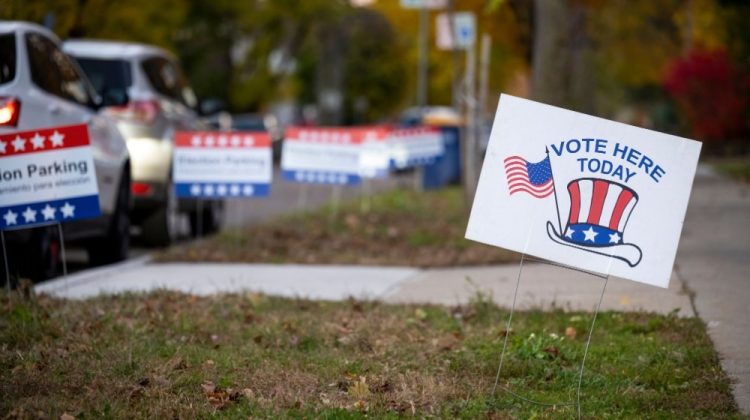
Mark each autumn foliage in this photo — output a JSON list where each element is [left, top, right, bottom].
[[663, 49, 750, 143]]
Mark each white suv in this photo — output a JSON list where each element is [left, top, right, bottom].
[[64, 39, 221, 246], [0, 21, 131, 280]]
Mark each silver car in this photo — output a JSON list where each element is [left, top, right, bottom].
[[0, 21, 131, 280], [63, 39, 222, 246]]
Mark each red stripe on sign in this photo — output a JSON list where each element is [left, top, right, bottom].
[[609, 189, 635, 231], [174, 131, 271, 148], [284, 126, 383, 144], [587, 180, 609, 225], [0, 124, 90, 157], [568, 181, 581, 224]]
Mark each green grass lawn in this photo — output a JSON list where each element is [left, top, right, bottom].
[[156, 187, 519, 267], [713, 160, 750, 183], [1, 291, 741, 418]]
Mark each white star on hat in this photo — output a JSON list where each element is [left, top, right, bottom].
[[3, 209, 18, 226], [0, 139, 7, 154], [41, 204, 56, 220], [583, 226, 598, 242], [22, 207, 37, 222], [50, 131, 65, 147], [608, 232, 622, 244], [565, 228, 575, 239], [60, 202, 76, 218], [30, 133, 46, 149], [12, 135, 25, 152]]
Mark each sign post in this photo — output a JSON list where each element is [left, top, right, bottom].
[[401, 0, 448, 109]]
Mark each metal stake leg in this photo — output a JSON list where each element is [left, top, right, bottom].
[[1, 231, 9, 294]]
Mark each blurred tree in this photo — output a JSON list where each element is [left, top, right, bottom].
[[0, 0, 188, 49], [664, 49, 749, 145], [342, 7, 408, 123]]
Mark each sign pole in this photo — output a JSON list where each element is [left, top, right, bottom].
[[298, 183, 309, 211], [56, 223, 68, 277], [1, 230, 9, 294], [330, 184, 342, 224], [197, 199, 203, 238], [417, 4, 429, 109]]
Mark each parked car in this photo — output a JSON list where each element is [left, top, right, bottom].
[[0, 21, 131, 280], [63, 39, 221, 246]]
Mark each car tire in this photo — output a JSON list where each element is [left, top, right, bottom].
[[10, 226, 61, 283], [87, 171, 130, 265], [189, 201, 223, 237], [141, 183, 180, 247]]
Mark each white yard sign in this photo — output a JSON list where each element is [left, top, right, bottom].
[[281, 127, 366, 185], [172, 131, 272, 198], [466, 95, 702, 288], [0, 124, 100, 230]]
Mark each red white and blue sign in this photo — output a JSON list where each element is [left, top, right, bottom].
[[281, 127, 367, 186], [467, 95, 702, 288], [172, 131, 272, 198], [358, 127, 391, 179], [0, 124, 101, 230], [389, 127, 444, 169]]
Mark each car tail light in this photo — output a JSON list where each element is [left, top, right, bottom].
[[0, 97, 20, 127], [131, 182, 154, 196], [108, 99, 160, 123]]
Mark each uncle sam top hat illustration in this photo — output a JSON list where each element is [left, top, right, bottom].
[[546, 178, 643, 267]]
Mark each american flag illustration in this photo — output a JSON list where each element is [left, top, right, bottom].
[[504, 155, 554, 198]]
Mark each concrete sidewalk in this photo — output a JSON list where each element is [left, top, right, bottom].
[[35, 258, 693, 315]]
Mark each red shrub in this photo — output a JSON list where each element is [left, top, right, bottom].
[[663, 49, 749, 142]]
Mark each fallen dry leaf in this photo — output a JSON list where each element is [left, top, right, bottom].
[[241, 388, 255, 399], [60, 414, 75, 420], [565, 326, 578, 339]]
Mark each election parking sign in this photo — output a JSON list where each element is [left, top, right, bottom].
[[466, 95, 702, 288], [389, 126, 444, 169], [172, 131, 272, 199], [281, 127, 365, 186], [358, 127, 391, 179], [1, 124, 101, 230]]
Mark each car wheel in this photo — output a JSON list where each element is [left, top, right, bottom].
[[12, 226, 60, 283], [88, 172, 130, 265], [141, 183, 180, 247], [189, 200, 223, 237]]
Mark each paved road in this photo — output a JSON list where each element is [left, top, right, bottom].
[[675, 167, 750, 413]]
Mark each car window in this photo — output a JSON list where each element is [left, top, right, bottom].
[[25, 32, 94, 107], [75, 57, 132, 97], [0, 33, 16, 85], [141, 56, 197, 109]]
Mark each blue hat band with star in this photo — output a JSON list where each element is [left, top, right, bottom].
[[562, 223, 624, 248]]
